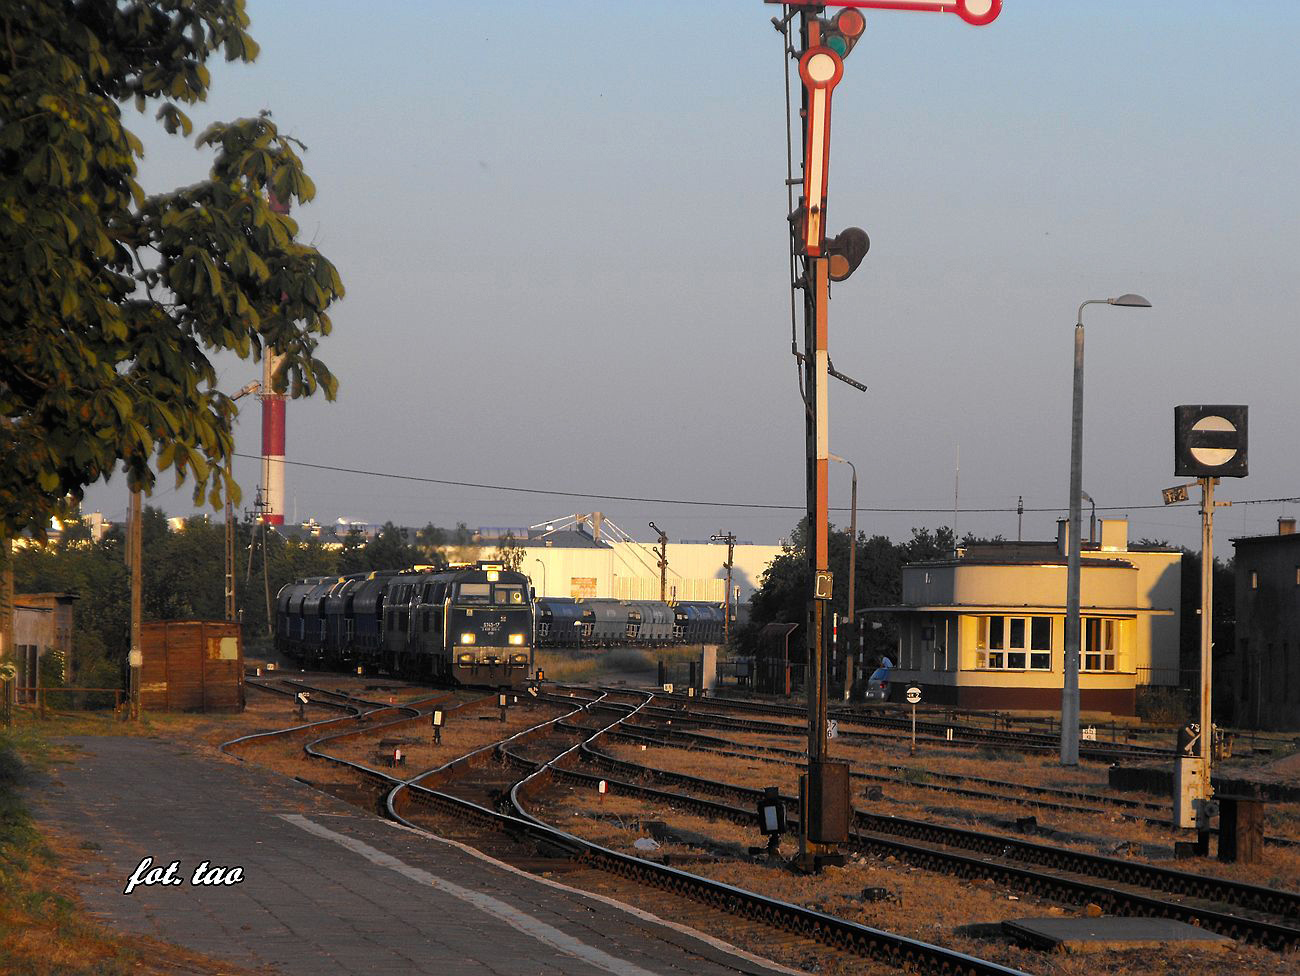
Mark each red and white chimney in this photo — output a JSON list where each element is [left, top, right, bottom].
[[259, 352, 286, 527], [258, 192, 291, 526]]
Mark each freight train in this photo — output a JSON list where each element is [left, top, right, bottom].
[[275, 563, 535, 687], [274, 562, 730, 687], [533, 597, 726, 647]]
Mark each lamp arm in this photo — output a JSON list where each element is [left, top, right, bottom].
[[1076, 298, 1108, 326]]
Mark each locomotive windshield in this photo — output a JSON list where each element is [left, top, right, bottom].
[[455, 583, 490, 604], [493, 584, 526, 605], [453, 582, 527, 606]]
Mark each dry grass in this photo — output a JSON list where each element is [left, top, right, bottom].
[[0, 730, 266, 976]]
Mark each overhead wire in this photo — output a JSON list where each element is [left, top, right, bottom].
[[229, 452, 1299, 517]]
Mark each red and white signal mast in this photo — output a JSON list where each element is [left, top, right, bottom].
[[766, 0, 999, 869]]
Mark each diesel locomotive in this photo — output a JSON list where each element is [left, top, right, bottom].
[[275, 562, 535, 687]]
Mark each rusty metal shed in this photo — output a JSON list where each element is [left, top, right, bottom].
[[140, 620, 244, 712]]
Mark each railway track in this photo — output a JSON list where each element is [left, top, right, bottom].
[[223, 679, 1300, 966], [225, 683, 1035, 975], [599, 715, 1300, 850], [565, 725, 1300, 947], [658, 694, 1172, 762]]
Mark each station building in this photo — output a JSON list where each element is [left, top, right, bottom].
[[862, 519, 1180, 716], [1230, 518, 1300, 730]]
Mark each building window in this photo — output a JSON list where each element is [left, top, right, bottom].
[[975, 615, 1052, 670], [1083, 617, 1120, 672], [1030, 616, 1052, 670]]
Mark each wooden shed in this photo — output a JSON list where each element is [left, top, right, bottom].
[[140, 620, 244, 712]]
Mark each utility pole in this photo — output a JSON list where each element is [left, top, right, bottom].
[[711, 532, 737, 645], [225, 381, 260, 622], [127, 487, 142, 719], [649, 522, 668, 602], [246, 487, 276, 637], [1017, 495, 1023, 542], [0, 540, 12, 671]]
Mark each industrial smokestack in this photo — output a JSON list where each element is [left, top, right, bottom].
[[258, 192, 290, 527]]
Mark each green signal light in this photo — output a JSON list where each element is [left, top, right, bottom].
[[826, 36, 848, 57]]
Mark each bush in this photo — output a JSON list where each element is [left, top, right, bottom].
[[1136, 685, 1192, 725], [71, 654, 122, 710]]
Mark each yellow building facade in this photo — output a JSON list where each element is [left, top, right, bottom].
[[866, 520, 1180, 716]]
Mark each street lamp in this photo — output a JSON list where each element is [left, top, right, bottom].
[[532, 558, 547, 599], [828, 453, 857, 700], [1061, 293, 1150, 766]]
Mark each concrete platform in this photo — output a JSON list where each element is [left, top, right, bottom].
[[32, 736, 804, 976], [1003, 916, 1235, 953]]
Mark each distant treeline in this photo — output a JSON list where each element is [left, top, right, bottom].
[[11, 509, 516, 689]]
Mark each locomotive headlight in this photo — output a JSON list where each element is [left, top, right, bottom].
[[456, 652, 474, 665], [509, 634, 525, 646], [510, 653, 529, 664], [459, 633, 476, 645]]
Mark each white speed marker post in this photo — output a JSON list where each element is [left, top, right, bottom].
[[906, 685, 922, 755]]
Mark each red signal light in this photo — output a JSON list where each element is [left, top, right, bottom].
[[835, 9, 866, 40]]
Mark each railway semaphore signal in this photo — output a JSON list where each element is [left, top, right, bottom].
[[767, 0, 999, 871], [769, 0, 1002, 28]]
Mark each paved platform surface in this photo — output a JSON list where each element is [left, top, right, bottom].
[[32, 736, 801, 976], [1003, 916, 1235, 952]]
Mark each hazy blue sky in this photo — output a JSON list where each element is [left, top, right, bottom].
[[82, 1, 1300, 551]]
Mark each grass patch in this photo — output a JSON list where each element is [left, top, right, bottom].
[[0, 729, 259, 975], [974, 746, 1024, 764]]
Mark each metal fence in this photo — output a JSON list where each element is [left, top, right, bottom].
[[8, 685, 125, 721]]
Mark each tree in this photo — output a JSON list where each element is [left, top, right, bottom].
[[741, 521, 961, 662], [362, 523, 418, 573], [0, 1, 343, 542], [495, 531, 524, 573]]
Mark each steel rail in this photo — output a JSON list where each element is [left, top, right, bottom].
[[594, 720, 1298, 850], [683, 695, 1172, 760], [382, 694, 1032, 976], [569, 734, 1300, 938]]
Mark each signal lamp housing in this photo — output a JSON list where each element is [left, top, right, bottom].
[[826, 227, 870, 281], [819, 8, 866, 58]]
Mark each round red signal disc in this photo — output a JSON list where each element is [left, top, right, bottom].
[[836, 8, 866, 39]]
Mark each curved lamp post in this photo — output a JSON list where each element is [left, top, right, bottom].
[[1061, 293, 1150, 765], [532, 558, 547, 599]]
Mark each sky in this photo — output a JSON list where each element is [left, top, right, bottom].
[[81, 1, 1300, 552]]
